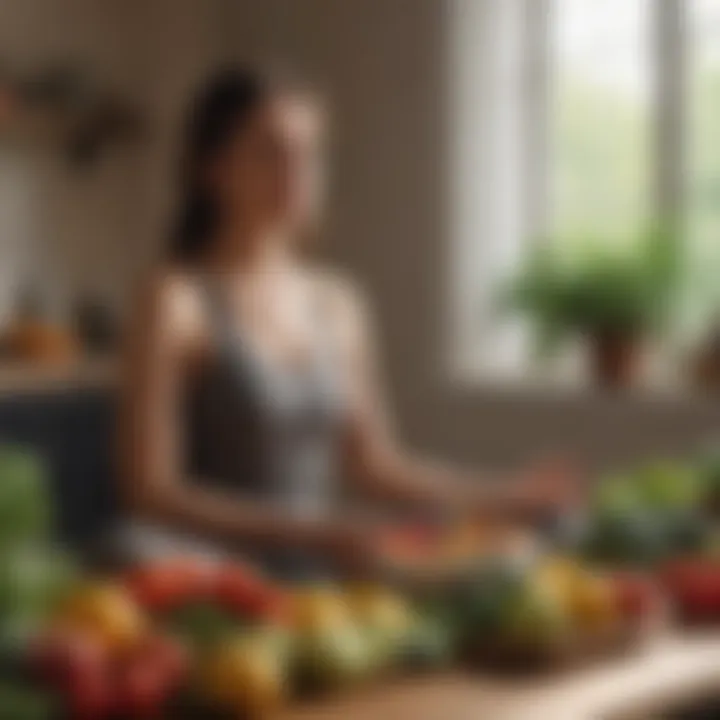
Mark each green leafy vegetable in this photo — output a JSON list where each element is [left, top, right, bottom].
[[164, 601, 249, 650], [0, 681, 58, 720], [0, 446, 52, 549], [502, 224, 679, 355]]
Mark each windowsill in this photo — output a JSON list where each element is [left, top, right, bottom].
[[449, 358, 720, 412]]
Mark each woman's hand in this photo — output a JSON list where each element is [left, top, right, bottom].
[[307, 519, 384, 576], [507, 457, 584, 520], [469, 458, 584, 522]]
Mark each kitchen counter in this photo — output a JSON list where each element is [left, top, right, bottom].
[[280, 632, 720, 720]]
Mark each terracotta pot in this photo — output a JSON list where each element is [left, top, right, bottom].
[[588, 332, 643, 389]]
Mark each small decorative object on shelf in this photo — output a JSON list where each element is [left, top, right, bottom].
[[0, 286, 80, 366], [73, 296, 119, 355], [0, 61, 143, 166]]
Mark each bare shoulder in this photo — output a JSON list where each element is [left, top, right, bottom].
[[309, 266, 372, 329], [306, 266, 377, 365], [131, 265, 205, 341]]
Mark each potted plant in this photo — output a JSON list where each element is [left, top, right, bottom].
[[503, 226, 678, 389]]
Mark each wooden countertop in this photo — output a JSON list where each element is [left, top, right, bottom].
[[280, 632, 720, 720]]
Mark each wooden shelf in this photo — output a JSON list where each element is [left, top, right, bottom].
[[0, 357, 116, 396]]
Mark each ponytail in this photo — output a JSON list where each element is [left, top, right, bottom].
[[170, 66, 269, 261]]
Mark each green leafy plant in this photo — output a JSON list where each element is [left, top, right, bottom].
[[503, 225, 679, 355]]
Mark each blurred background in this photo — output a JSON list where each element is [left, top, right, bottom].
[[2, 0, 720, 485]]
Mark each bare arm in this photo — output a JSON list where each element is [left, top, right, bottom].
[[336, 280, 579, 520], [118, 272, 371, 564]]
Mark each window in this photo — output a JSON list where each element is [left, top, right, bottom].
[[688, 0, 720, 333], [450, 0, 720, 382], [551, 0, 652, 245]]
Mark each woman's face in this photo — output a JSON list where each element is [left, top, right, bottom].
[[212, 94, 326, 236]]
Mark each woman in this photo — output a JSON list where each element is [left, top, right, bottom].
[[118, 66, 576, 578]]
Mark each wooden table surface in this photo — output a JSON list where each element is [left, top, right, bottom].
[[280, 632, 720, 720]]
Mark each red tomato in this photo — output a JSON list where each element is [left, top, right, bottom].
[[125, 557, 217, 611], [214, 564, 264, 607], [684, 575, 720, 614], [134, 634, 190, 687], [66, 663, 115, 720], [31, 629, 109, 687], [660, 557, 700, 587], [245, 587, 290, 625], [31, 630, 115, 719], [660, 558, 720, 618], [214, 563, 288, 623], [115, 658, 172, 719], [381, 526, 435, 557], [611, 572, 658, 619]]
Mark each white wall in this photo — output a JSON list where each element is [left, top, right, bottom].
[[219, 0, 720, 473], [0, 0, 229, 319]]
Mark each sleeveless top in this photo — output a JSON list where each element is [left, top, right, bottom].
[[116, 275, 348, 580]]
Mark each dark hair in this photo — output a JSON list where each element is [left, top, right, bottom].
[[170, 65, 309, 261]]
